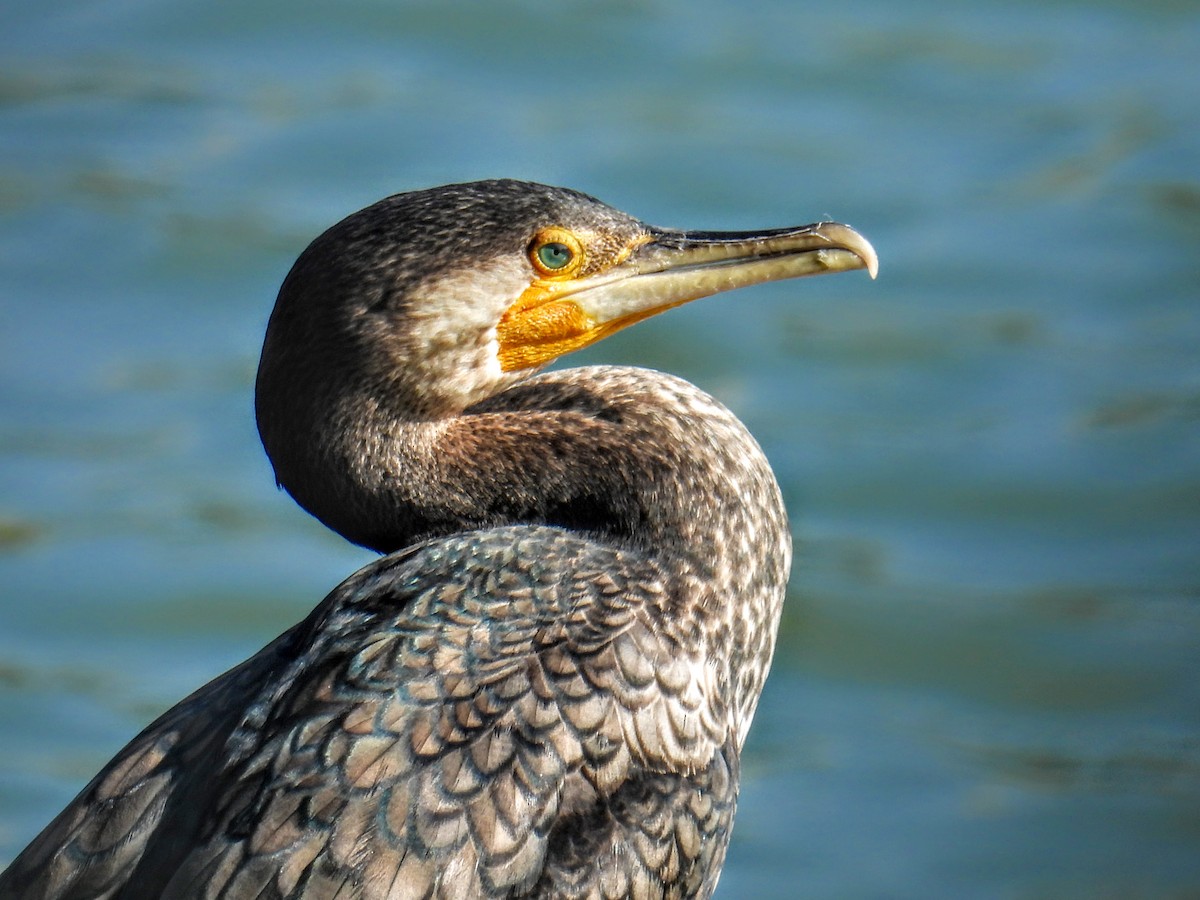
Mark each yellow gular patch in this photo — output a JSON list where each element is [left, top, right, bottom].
[[496, 287, 594, 372]]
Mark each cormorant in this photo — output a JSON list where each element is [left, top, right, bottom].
[[0, 179, 876, 899]]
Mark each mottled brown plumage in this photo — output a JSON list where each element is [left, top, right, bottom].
[[0, 180, 875, 899]]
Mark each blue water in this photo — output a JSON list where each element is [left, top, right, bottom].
[[1, 1, 1198, 896]]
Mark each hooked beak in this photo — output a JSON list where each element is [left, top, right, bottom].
[[496, 222, 878, 372]]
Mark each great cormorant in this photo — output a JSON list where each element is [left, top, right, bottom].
[[0, 179, 876, 899]]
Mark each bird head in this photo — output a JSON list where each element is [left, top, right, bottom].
[[258, 179, 876, 421]]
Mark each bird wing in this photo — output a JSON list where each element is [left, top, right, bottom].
[[0, 626, 297, 899], [1, 526, 736, 899]]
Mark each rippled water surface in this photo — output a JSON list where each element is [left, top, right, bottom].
[[1, 1, 1198, 896]]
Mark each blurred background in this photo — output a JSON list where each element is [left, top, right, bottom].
[[1, 0, 1197, 896]]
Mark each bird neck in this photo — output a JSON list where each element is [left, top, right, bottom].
[[269, 364, 791, 743]]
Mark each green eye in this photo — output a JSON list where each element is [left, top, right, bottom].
[[536, 242, 573, 270]]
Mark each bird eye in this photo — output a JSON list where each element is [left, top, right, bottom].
[[529, 228, 585, 276], [536, 242, 573, 270]]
